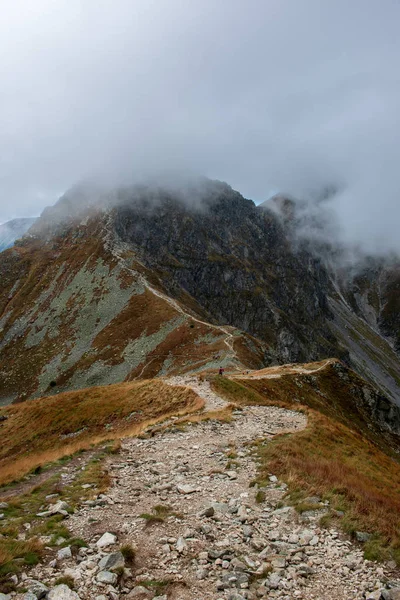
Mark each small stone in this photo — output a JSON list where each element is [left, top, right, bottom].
[[231, 558, 247, 571], [0, 594, 11, 600], [355, 531, 372, 543], [0, 502, 9, 509], [176, 537, 187, 553], [242, 525, 253, 538], [196, 568, 208, 580], [271, 556, 286, 569], [57, 546, 72, 561], [268, 530, 280, 541], [177, 484, 197, 494], [96, 570, 118, 584], [382, 589, 400, 600], [296, 563, 314, 577], [98, 551, 125, 571], [200, 506, 215, 517], [365, 592, 382, 600], [26, 580, 49, 599], [96, 532, 117, 548], [49, 500, 70, 516], [267, 573, 281, 589], [269, 475, 278, 483]]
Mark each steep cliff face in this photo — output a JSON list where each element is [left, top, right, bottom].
[[339, 258, 400, 354], [113, 182, 338, 364]]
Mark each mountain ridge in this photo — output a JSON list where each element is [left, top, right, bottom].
[[0, 179, 399, 407]]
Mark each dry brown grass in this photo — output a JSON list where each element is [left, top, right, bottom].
[[0, 379, 202, 486]]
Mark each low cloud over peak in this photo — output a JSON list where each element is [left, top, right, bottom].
[[0, 0, 399, 255]]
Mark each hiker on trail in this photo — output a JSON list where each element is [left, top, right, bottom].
[[219, 367, 224, 376]]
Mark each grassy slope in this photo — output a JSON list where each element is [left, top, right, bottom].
[[212, 365, 400, 562], [0, 379, 201, 486]]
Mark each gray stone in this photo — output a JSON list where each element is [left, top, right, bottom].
[[242, 525, 253, 538], [96, 570, 118, 584], [57, 546, 72, 560], [0, 594, 11, 600], [0, 502, 9, 509], [177, 483, 197, 494], [382, 589, 400, 600], [365, 592, 382, 600], [267, 573, 281, 589], [212, 502, 230, 514], [47, 585, 80, 600], [355, 531, 372, 543], [176, 537, 187, 553], [296, 563, 314, 577], [200, 505, 215, 517], [98, 551, 125, 572], [49, 501, 70, 516], [26, 580, 49, 599], [23, 593, 37, 600], [303, 496, 321, 504], [96, 532, 117, 548], [231, 558, 247, 571]]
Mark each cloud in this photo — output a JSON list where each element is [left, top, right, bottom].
[[0, 0, 399, 254]]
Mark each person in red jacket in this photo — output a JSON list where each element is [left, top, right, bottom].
[[218, 367, 224, 376]]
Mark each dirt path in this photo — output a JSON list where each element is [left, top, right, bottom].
[[165, 375, 228, 412], [29, 377, 400, 600], [232, 358, 336, 380]]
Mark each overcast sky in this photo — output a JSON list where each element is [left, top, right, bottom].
[[0, 0, 399, 253]]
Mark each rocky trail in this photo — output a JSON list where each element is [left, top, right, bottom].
[[20, 378, 400, 600]]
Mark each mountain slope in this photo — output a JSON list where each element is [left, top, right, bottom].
[[0, 180, 399, 406]]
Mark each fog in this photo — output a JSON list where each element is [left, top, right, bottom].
[[0, 0, 399, 255]]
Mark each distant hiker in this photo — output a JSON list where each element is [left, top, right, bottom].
[[219, 367, 224, 376]]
